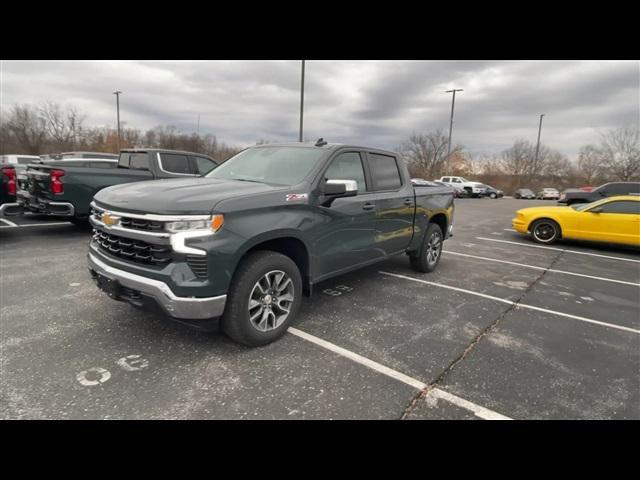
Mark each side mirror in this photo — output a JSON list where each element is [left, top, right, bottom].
[[322, 179, 358, 197], [320, 179, 358, 207], [590, 207, 603, 213]]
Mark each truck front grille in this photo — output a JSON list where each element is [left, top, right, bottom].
[[92, 228, 172, 266], [91, 206, 165, 232]]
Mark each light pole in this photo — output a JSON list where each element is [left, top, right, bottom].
[[299, 60, 305, 142], [445, 88, 463, 157], [113, 90, 122, 151], [534, 114, 545, 165]]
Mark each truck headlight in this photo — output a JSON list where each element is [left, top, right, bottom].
[[165, 214, 224, 233]]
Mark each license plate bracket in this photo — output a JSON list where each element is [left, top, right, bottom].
[[95, 273, 121, 299]]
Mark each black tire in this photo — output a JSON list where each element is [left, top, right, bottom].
[[221, 250, 302, 347], [410, 223, 444, 273], [530, 218, 561, 244]]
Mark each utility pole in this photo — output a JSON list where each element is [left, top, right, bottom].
[[299, 60, 305, 142], [197, 114, 200, 136], [113, 90, 122, 152], [534, 114, 545, 165], [445, 88, 464, 157]]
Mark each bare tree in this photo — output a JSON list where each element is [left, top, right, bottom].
[[4, 104, 48, 154], [400, 130, 460, 179], [577, 145, 604, 185], [598, 126, 640, 181], [39, 101, 85, 150]]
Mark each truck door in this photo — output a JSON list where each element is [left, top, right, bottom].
[[364, 152, 415, 255], [313, 151, 380, 278]]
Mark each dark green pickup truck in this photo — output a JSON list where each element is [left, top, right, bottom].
[[88, 141, 455, 346], [3, 149, 218, 223]]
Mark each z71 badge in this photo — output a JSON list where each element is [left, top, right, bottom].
[[285, 193, 308, 202]]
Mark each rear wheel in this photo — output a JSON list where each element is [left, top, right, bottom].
[[410, 223, 444, 273], [221, 251, 302, 347], [530, 219, 561, 244]]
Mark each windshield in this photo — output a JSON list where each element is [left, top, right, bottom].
[[207, 146, 325, 186], [521, 189, 533, 194], [571, 200, 600, 212]]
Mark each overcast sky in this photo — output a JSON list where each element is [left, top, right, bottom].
[[1, 60, 638, 159]]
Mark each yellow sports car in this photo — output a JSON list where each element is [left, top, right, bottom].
[[512, 195, 640, 246]]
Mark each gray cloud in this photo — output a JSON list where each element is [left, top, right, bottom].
[[1, 60, 637, 158]]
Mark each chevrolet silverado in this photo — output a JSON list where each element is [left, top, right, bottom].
[[88, 141, 455, 346]]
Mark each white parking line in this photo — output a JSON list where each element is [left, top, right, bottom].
[[0, 221, 72, 228], [288, 327, 511, 420], [476, 237, 640, 264], [444, 250, 640, 287], [0, 218, 18, 226], [379, 271, 640, 335]]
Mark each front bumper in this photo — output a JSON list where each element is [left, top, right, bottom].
[[87, 251, 227, 320], [511, 218, 528, 233]]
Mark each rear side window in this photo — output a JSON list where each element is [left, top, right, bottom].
[[160, 153, 192, 174], [598, 201, 640, 214], [603, 183, 640, 195], [130, 154, 149, 170], [368, 153, 402, 191], [190, 156, 217, 175], [324, 152, 367, 192]]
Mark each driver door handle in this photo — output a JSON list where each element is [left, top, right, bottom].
[[404, 199, 413, 206], [362, 202, 376, 211]]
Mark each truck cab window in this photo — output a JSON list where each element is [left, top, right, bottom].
[[130, 154, 150, 170], [368, 153, 402, 191], [160, 154, 192, 174], [324, 152, 367, 192]]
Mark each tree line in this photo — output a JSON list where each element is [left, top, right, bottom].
[[1, 102, 638, 194], [400, 127, 639, 194], [0, 103, 242, 161]]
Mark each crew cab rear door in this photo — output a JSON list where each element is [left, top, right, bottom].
[[363, 151, 415, 255]]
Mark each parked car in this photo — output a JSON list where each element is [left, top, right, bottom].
[[557, 182, 640, 205], [3, 149, 218, 223], [537, 188, 560, 200], [480, 184, 503, 199], [88, 141, 455, 346], [1, 154, 41, 166], [514, 188, 536, 199], [512, 195, 640, 246], [437, 176, 487, 197]]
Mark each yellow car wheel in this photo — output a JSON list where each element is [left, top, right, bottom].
[[530, 218, 561, 244]]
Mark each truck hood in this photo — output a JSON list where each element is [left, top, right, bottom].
[[94, 177, 284, 215]]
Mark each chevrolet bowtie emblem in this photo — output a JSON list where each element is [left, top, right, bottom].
[[101, 213, 121, 226]]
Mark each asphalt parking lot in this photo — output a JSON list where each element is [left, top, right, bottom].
[[1, 198, 639, 419]]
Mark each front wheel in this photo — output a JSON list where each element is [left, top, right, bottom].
[[221, 251, 302, 347], [530, 219, 561, 244], [489, 192, 497, 199], [410, 223, 444, 273]]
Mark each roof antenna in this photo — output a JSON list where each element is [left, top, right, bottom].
[[315, 138, 327, 147]]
